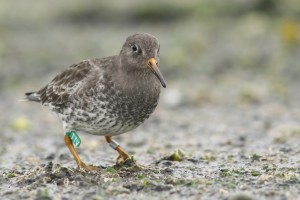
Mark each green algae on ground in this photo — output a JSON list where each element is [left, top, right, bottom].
[[162, 149, 186, 162], [7, 173, 15, 178], [104, 167, 118, 174], [251, 170, 262, 176], [250, 153, 262, 162], [36, 188, 52, 200]]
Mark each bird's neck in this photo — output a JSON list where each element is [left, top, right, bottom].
[[114, 68, 159, 93], [113, 56, 161, 92]]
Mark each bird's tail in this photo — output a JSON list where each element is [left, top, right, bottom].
[[22, 92, 41, 102]]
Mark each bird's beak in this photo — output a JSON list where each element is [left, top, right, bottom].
[[146, 58, 167, 88]]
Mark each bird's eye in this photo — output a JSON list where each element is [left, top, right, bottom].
[[132, 44, 139, 52]]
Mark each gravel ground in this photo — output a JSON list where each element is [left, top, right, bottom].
[[1, 98, 300, 200], [1, 1, 300, 199]]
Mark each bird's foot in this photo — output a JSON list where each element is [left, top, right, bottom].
[[77, 162, 98, 172], [114, 156, 144, 171], [116, 154, 130, 165], [115, 155, 143, 168]]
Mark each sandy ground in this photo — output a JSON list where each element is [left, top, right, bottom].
[[1, 86, 300, 200]]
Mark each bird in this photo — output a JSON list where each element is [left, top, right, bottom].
[[25, 33, 166, 171]]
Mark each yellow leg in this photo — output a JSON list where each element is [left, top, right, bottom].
[[105, 136, 129, 163], [64, 135, 96, 171]]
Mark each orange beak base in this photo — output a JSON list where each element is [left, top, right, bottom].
[[147, 58, 166, 88]]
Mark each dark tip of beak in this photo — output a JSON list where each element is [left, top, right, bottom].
[[147, 58, 166, 88], [156, 70, 167, 88]]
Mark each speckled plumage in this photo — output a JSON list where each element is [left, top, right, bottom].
[[26, 33, 166, 137]]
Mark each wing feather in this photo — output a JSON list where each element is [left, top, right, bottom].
[[37, 60, 97, 107]]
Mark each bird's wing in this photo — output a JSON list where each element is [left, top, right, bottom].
[[38, 59, 99, 107]]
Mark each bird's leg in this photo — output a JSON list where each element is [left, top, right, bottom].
[[105, 136, 130, 163], [64, 135, 96, 171]]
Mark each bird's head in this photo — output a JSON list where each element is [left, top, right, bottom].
[[119, 33, 166, 88]]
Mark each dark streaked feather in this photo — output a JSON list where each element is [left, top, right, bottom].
[[36, 60, 96, 106], [24, 92, 41, 102]]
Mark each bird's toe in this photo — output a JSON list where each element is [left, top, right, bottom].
[[78, 162, 98, 172]]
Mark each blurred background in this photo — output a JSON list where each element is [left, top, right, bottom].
[[1, 0, 300, 167], [1, 0, 300, 105]]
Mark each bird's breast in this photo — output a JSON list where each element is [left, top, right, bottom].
[[61, 72, 161, 135], [113, 84, 160, 125]]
